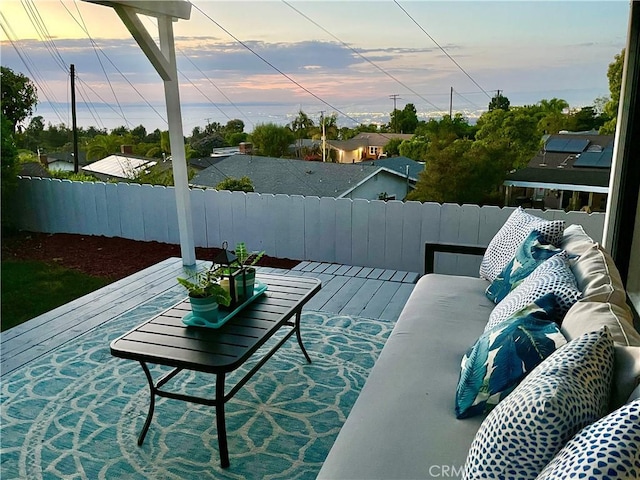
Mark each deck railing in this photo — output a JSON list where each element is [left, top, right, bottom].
[[15, 177, 605, 275]]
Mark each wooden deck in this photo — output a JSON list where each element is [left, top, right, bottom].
[[1, 258, 419, 378]]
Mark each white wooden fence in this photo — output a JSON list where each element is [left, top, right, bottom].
[[15, 177, 605, 275]]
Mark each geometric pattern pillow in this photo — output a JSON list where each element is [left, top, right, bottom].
[[535, 399, 640, 480], [455, 298, 566, 419], [486, 252, 581, 332], [479, 207, 565, 282], [485, 230, 563, 304], [463, 327, 615, 480]]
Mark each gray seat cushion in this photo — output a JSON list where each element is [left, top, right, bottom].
[[317, 274, 493, 480]]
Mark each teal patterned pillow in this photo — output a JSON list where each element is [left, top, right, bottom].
[[486, 231, 562, 304], [455, 294, 566, 419]]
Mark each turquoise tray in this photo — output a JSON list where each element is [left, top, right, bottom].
[[182, 280, 268, 329]]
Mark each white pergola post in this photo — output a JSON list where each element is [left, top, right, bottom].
[[84, 1, 196, 266]]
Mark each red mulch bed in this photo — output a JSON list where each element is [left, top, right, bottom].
[[1, 231, 300, 281]]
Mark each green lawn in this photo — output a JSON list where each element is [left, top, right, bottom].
[[1, 260, 111, 331]]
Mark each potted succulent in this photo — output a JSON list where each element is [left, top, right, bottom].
[[177, 266, 232, 323]]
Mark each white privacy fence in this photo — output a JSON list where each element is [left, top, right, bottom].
[[15, 177, 606, 275]]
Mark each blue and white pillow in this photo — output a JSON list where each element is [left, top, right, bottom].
[[456, 296, 566, 419], [536, 399, 640, 480], [480, 207, 565, 282], [463, 327, 615, 480], [485, 231, 563, 304], [486, 252, 580, 332]]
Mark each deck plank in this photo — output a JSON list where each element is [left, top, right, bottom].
[[360, 281, 402, 319], [381, 283, 416, 320], [302, 275, 350, 311], [321, 277, 368, 314], [340, 279, 384, 317], [378, 269, 395, 281]]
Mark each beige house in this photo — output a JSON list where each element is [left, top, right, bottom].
[[328, 133, 413, 163]]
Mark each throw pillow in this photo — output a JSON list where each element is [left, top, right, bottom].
[[455, 297, 566, 419], [479, 207, 565, 282], [535, 399, 640, 480], [485, 230, 562, 304], [463, 327, 615, 480], [486, 252, 580, 331]]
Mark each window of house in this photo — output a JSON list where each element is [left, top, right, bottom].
[[369, 146, 379, 157]]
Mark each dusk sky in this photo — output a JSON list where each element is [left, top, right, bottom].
[[0, 1, 630, 133]]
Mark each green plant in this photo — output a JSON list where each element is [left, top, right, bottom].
[[235, 242, 265, 267], [177, 267, 231, 305]]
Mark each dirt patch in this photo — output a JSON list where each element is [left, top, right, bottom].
[[1, 231, 300, 281]]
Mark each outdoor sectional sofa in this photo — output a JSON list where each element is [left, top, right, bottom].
[[317, 210, 640, 480]]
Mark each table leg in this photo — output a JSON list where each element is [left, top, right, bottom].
[[138, 361, 155, 446], [295, 309, 312, 363], [216, 372, 230, 468]]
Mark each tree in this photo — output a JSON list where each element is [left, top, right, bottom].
[[216, 176, 254, 192], [86, 134, 129, 161], [390, 103, 419, 133], [399, 137, 429, 161], [190, 133, 224, 157], [290, 110, 314, 157], [1, 113, 20, 230], [475, 107, 539, 169], [384, 138, 404, 156], [1, 67, 38, 132], [18, 115, 45, 151], [488, 92, 510, 112], [600, 49, 625, 134], [250, 123, 295, 157], [407, 137, 511, 205]]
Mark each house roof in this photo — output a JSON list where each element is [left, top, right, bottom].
[[328, 133, 414, 151], [82, 154, 157, 179], [360, 156, 424, 181], [19, 162, 51, 178], [504, 133, 614, 193], [47, 151, 88, 165], [190, 154, 406, 197]]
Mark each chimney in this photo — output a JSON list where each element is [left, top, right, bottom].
[[39, 154, 48, 167], [239, 142, 253, 154], [120, 145, 133, 154]]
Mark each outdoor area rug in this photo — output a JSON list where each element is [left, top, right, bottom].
[[1, 290, 394, 480]]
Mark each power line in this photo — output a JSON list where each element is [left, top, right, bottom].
[[281, 0, 445, 112], [191, 2, 363, 127], [0, 12, 67, 125], [394, 0, 492, 99]]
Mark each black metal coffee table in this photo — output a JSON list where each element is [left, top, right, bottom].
[[110, 273, 321, 468]]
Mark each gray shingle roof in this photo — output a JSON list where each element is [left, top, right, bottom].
[[360, 156, 424, 181], [190, 154, 397, 197]]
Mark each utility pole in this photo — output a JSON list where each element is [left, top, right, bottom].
[[70, 64, 79, 173], [320, 110, 326, 162], [449, 86, 453, 118], [389, 94, 400, 133]]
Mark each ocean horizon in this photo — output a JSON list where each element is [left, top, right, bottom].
[[31, 100, 483, 134]]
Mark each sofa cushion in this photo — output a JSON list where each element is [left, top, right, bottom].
[[560, 223, 596, 256], [486, 253, 581, 331], [455, 299, 566, 419], [570, 242, 629, 306], [317, 274, 493, 480], [485, 230, 562, 304], [479, 207, 565, 282], [561, 300, 640, 346], [535, 399, 640, 480], [463, 327, 615, 480]]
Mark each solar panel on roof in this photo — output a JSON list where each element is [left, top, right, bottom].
[[544, 137, 590, 153], [573, 145, 613, 169]]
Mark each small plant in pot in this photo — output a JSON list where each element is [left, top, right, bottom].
[[177, 266, 232, 323], [214, 242, 265, 306]]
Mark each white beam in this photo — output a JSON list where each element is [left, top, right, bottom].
[[84, 1, 191, 20]]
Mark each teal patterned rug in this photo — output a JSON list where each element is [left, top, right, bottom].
[[1, 291, 393, 480]]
